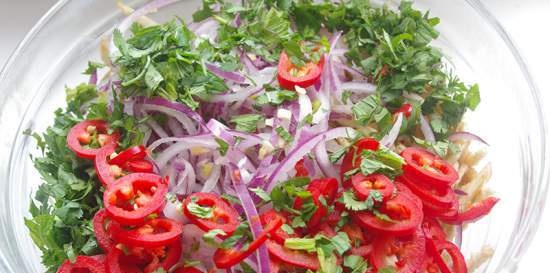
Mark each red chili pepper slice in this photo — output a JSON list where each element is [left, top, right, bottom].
[[277, 51, 324, 90], [67, 119, 119, 159], [57, 255, 106, 273], [397, 175, 455, 208], [293, 178, 338, 230], [260, 209, 296, 244], [213, 218, 283, 268], [173, 267, 205, 273], [107, 242, 182, 273], [342, 223, 366, 246], [182, 192, 240, 235], [396, 103, 413, 118], [371, 228, 426, 273], [341, 138, 380, 187], [95, 146, 121, 186], [266, 240, 320, 270], [294, 158, 309, 177], [349, 245, 373, 258], [93, 209, 114, 252], [426, 239, 467, 273], [401, 147, 458, 189], [422, 217, 447, 241], [352, 173, 395, 201], [109, 145, 148, 166], [103, 173, 167, 225], [124, 159, 154, 173], [352, 192, 423, 236], [109, 218, 184, 248], [438, 197, 499, 225]]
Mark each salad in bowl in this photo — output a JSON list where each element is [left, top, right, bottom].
[[24, 0, 498, 273]]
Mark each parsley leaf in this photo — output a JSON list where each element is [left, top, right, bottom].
[[186, 199, 214, 219], [230, 114, 264, 132]]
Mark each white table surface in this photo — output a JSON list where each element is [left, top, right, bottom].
[[1, 0, 549, 272]]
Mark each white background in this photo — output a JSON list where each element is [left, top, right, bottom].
[[1, 0, 549, 272]]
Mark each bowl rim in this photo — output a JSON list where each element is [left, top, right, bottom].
[[0, 1, 548, 273]]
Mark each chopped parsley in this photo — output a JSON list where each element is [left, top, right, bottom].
[[230, 114, 264, 132]]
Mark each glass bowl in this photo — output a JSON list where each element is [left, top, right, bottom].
[[0, 0, 548, 272]]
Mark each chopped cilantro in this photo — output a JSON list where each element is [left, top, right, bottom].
[[186, 199, 214, 219], [275, 127, 294, 143], [230, 114, 264, 132], [215, 137, 229, 156], [250, 187, 271, 202]]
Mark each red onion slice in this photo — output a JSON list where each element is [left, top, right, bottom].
[[314, 139, 340, 179], [340, 81, 377, 95], [420, 115, 436, 142], [332, 61, 367, 80], [380, 113, 404, 147], [449, 131, 489, 145], [206, 62, 246, 84], [140, 97, 207, 132], [229, 164, 271, 273], [265, 127, 357, 191]]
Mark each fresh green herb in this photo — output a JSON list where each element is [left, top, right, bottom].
[[378, 266, 397, 273], [413, 136, 459, 157], [230, 114, 264, 132], [341, 191, 370, 211], [220, 222, 251, 249], [186, 199, 214, 219], [284, 238, 317, 252], [373, 210, 397, 223], [329, 146, 348, 164], [344, 255, 370, 273], [82, 61, 104, 75], [255, 89, 298, 105], [215, 137, 229, 156], [250, 187, 271, 202], [275, 127, 294, 143], [359, 147, 404, 178], [203, 229, 227, 247], [221, 194, 241, 205], [112, 22, 227, 110], [281, 224, 295, 235], [25, 88, 106, 273], [352, 95, 393, 136], [330, 232, 351, 255]]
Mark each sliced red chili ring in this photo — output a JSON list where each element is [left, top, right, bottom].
[[342, 223, 366, 246], [341, 138, 380, 187], [213, 218, 283, 268], [277, 51, 324, 90], [173, 267, 205, 273], [124, 159, 154, 173], [57, 255, 106, 273], [109, 145, 148, 166], [182, 192, 240, 235], [401, 147, 458, 189], [426, 239, 467, 273], [92, 209, 114, 253], [371, 227, 426, 273], [352, 173, 395, 201], [349, 245, 373, 258], [422, 217, 447, 241], [109, 218, 184, 248], [293, 177, 338, 231], [142, 241, 182, 273], [67, 119, 119, 159], [107, 241, 182, 273], [266, 239, 320, 270], [294, 158, 309, 177], [352, 192, 423, 236], [95, 146, 121, 186], [260, 209, 296, 244], [104, 173, 167, 226], [438, 197, 499, 225], [396, 103, 413, 118], [397, 175, 455, 208]]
